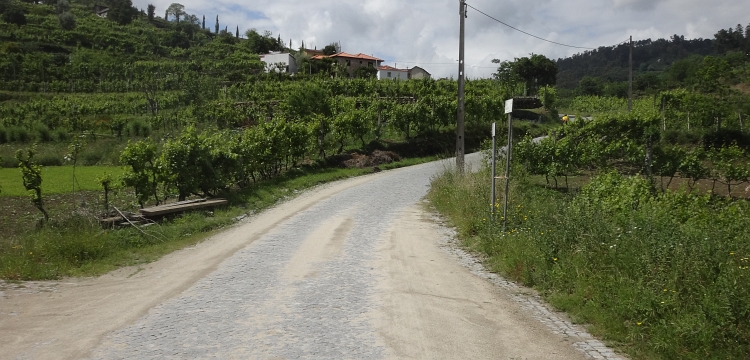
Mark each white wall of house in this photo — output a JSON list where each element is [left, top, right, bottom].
[[377, 69, 409, 80], [260, 53, 297, 74], [408, 67, 431, 79]]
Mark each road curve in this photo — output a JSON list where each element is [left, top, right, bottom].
[[2, 154, 599, 359]]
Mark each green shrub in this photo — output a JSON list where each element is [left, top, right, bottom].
[[128, 121, 151, 137], [36, 125, 54, 143], [80, 151, 103, 166], [429, 167, 750, 359], [8, 127, 30, 143], [54, 128, 69, 142]]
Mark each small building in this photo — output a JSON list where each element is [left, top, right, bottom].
[[329, 52, 384, 77], [377, 65, 409, 80], [302, 48, 325, 57], [408, 66, 431, 80], [260, 52, 297, 74], [93, 5, 109, 18]]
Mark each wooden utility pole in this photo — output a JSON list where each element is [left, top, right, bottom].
[[456, 0, 467, 172], [628, 35, 633, 112]]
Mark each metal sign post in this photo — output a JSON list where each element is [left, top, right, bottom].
[[502, 99, 513, 232], [490, 122, 497, 220]]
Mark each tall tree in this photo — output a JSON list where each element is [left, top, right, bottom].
[[2, 5, 26, 27], [54, 0, 69, 14], [165, 3, 185, 23], [201, 15, 205, 29], [108, 0, 137, 25], [214, 15, 219, 33], [58, 11, 75, 30], [236, 26, 239, 38], [147, 4, 155, 21]]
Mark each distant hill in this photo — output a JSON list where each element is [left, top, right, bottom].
[[0, 0, 286, 93], [555, 36, 716, 90]]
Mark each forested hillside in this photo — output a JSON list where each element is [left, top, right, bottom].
[[556, 23, 750, 97]]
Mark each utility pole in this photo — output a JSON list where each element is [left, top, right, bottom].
[[628, 35, 633, 112], [456, 0, 467, 172]]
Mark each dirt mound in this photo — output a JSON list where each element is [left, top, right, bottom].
[[342, 150, 401, 168]]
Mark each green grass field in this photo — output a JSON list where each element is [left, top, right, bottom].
[[0, 166, 125, 197]]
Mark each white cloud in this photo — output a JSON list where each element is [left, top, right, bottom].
[[133, 0, 748, 79]]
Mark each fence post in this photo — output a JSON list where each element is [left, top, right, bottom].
[[490, 122, 496, 220], [502, 113, 512, 233]]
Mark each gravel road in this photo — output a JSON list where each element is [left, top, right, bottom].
[[2, 154, 624, 360]]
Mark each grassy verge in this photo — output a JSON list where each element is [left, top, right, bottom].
[[428, 164, 750, 359], [0, 155, 438, 280]]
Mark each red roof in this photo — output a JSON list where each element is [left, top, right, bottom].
[[377, 65, 408, 72], [330, 52, 383, 61]]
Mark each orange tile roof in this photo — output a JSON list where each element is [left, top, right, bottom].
[[331, 52, 383, 61], [377, 65, 408, 71]]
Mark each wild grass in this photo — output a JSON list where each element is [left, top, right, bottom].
[[428, 163, 750, 359], [0, 155, 437, 280]]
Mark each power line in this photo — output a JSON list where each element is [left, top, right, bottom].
[[465, 3, 596, 50]]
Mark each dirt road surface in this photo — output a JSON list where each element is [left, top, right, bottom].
[[1, 155, 623, 359]]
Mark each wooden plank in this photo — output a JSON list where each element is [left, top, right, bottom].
[[139, 199, 228, 217]]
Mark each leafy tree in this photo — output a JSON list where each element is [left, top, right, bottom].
[[16, 145, 49, 222], [0, 0, 10, 14], [54, 0, 69, 14], [159, 125, 209, 200], [515, 54, 557, 95], [108, 0, 137, 25], [97, 173, 114, 213], [147, 4, 155, 21], [58, 11, 75, 30], [491, 59, 522, 96], [244, 29, 283, 54], [121, 139, 161, 208], [322, 43, 339, 56], [2, 5, 27, 27], [492, 54, 556, 95], [577, 76, 604, 96], [714, 23, 749, 54], [165, 3, 185, 22]]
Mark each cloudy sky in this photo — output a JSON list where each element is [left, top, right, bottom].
[[133, 0, 748, 78]]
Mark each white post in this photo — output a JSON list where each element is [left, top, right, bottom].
[[490, 122, 497, 219]]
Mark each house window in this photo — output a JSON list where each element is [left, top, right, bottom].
[[359, 61, 362, 64], [346, 60, 351, 66], [368, 62, 373, 67], [388, 72, 391, 78]]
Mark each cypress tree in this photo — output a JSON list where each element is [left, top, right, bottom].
[[236, 26, 239, 38], [215, 15, 219, 33], [202, 15, 205, 29]]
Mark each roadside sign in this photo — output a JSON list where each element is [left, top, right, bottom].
[[504, 99, 513, 114], [491, 122, 495, 136]]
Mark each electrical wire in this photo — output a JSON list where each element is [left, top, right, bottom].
[[465, 3, 596, 50]]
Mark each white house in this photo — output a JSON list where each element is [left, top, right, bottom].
[[260, 52, 297, 74], [408, 66, 431, 79], [93, 5, 109, 18], [377, 65, 409, 80]]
